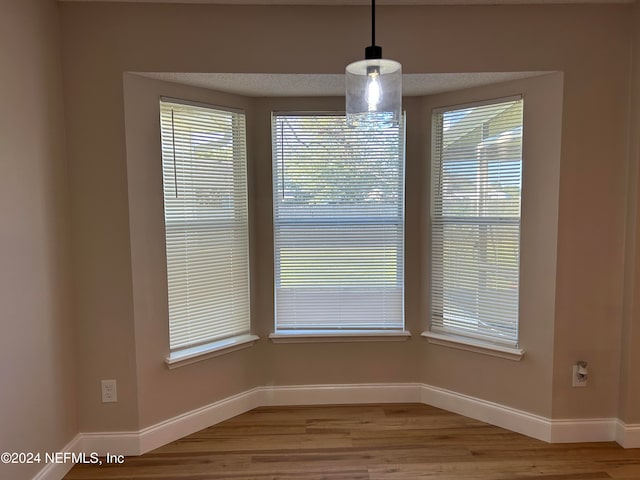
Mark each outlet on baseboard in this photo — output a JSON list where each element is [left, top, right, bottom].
[[101, 379, 118, 403]]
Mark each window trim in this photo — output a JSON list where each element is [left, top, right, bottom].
[[421, 331, 524, 361], [160, 96, 245, 115], [431, 94, 524, 115], [166, 334, 260, 369], [429, 96, 524, 350], [160, 98, 252, 355], [269, 330, 411, 344], [271, 111, 406, 335]]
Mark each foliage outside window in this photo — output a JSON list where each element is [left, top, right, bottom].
[[272, 113, 405, 333]]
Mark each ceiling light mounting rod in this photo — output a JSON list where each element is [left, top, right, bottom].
[[371, 0, 376, 51], [366, 0, 381, 61]]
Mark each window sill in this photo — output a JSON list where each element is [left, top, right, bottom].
[[165, 334, 260, 369], [420, 331, 524, 361], [269, 330, 411, 344]]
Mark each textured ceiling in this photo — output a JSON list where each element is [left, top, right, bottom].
[[135, 72, 551, 97]]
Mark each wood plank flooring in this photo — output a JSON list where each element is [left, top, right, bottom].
[[64, 404, 640, 479]]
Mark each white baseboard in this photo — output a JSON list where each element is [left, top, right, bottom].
[[419, 384, 553, 442], [616, 420, 640, 448], [31, 434, 83, 480], [81, 431, 142, 457], [136, 383, 422, 456], [138, 387, 262, 455], [419, 384, 620, 444], [625, 423, 640, 448], [550, 418, 617, 443], [32, 382, 639, 480], [262, 382, 423, 407]]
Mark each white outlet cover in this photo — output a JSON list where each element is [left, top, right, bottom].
[[572, 366, 587, 387], [101, 379, 118, 403]]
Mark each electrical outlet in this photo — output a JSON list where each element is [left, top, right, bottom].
[[101, 379, 118, 403], [572, 365, 587, 387]]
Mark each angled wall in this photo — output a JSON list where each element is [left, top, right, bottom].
[[420, 73, 563, 418]]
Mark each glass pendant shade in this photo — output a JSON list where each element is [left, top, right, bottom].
[[346, 58, 402, 129]]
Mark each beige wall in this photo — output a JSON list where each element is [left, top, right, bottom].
[[420, 75, 563, 417], [0, 0, 76, 478], [620, 0, 640, 425], [124, 75, 264, 427], [60, 2, 633, 431]]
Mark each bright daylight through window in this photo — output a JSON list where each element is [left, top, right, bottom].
[[272, 113, 405, 334], [159, 99, 250, 353], [430, 97, 523, 349]]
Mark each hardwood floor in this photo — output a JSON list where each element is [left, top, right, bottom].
[[64, 404, 640, 479]]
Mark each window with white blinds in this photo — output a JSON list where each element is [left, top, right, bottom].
[[160, 98, 250, 352], [272, 113, 405, 333], [430, 97, 523, 348]]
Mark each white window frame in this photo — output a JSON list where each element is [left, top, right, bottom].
[[270, 112, 409, 342], [159, 97, 256, 367], [427, 96, 524, 358]]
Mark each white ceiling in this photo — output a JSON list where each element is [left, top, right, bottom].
[[60, 0, 632, 4], [135, 72, 551, 97]]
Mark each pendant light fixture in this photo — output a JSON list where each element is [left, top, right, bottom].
[[346, 0, 402, 128]]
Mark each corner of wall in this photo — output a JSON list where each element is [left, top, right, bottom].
[[618, 0, 640, 425]]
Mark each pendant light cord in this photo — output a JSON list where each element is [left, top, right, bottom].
[[364, 0, 381, 58], [371, 0, 376, 47]]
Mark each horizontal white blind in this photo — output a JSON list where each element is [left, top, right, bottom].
[[272, 113, 405, 332], [431, 98, 523, 348], [160, 99, 250, 351]]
